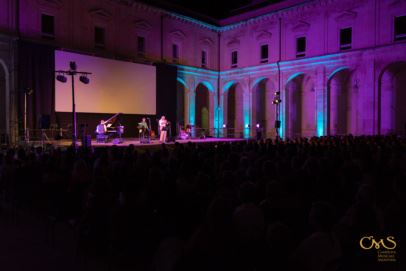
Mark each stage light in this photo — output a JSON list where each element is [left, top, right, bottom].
[[25, 88, 34, 95], [69, 61, 77, 71], [245, 124, 250, 128], [274, 91, 280, 95], [56, 74, 67, 83], [222, 124, 227, 128], [55, 62, 91, 150], [256, 123, 260, 128], [79, 75, 90, 84]]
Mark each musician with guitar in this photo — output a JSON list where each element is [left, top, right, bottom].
[[158, 116, 168, 143]]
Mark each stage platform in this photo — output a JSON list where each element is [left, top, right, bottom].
[[24, 137, 246, 149]]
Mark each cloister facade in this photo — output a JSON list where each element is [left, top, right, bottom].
[[1, 0, 406, 141]]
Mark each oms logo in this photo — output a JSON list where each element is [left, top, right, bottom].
[[359, 236, 397, 250]]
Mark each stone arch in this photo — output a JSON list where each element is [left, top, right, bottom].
[[176, 78, 188, 127], [195, 82, 210, 132], [223, 81, 244, 137], [327, 67, 353, 135], [251, 78, 275, 137], [0, 59, 9, 143], [284, 73, 305, 138], [198, 80, 215, 93], [378, 62, 406, 135]]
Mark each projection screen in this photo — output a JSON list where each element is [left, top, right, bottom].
[[55, 50, 156, 114]]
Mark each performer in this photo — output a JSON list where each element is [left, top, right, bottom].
[[138, 117, 149, 142], [95, 120, 107, 143], [138, 118, 149, 133], [186, 124, 192, 138], [96, 120, 107, 135], [159, 116, 168, 142]]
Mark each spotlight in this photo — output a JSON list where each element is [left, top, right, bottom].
[[56, 74, 67, 83], [256, 123, 260, 128], [25, 88, 34, 95], [79, 75, 90, 84], [69, 61, 77, 71], [222, 124, 227, 128], [245, 124, 250, 128], [274, 91, 280, 95]]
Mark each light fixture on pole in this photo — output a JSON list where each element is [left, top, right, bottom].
[[23, 88, 34, 142], [272, 90, 282, 138], [55, 61, 91, 150]]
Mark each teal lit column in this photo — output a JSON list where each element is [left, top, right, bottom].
[[243, 89, 250, 139], [189, 90, 196, 126], [315, 69, 326, 137], [316, 87, 325, 137], [219, 92, 226, 137], [209, 91, 216, 137]]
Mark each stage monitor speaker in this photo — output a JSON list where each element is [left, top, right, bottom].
[[275, 120, 281, 128], [112, 138, 123, 144], [140, 138, 150, 144]]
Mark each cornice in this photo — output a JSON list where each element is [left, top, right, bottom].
[[37, 0, 63, 10], [109, 0, 366, 34], [88, 8, 113, 22]]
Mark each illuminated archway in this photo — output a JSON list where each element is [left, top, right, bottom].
[[195, 82, 210, 131], [285, 73, 304, 138], [223, 82, 244, 138], [379, 62, 406, 135], [327, 68, 352, 135], [0, 59, 8, 143], [176, 78, 188, 126], [252, 78, 275, 137]]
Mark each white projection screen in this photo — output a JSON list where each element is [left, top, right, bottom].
[[55, 50, 156, 114]]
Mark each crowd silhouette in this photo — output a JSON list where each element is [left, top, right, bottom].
[[0, 135, 404, 271]]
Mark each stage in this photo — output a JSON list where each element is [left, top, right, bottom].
[[25, 137, 246, 149]]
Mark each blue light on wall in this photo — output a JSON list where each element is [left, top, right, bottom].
[[317, 113, 324, 137], [176, 77, 188, 88], [199, 81, 214, 92], [189, 91, 195, 126], [223, 80, 236, 92]]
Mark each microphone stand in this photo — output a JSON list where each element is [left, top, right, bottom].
[[147, 118, 152, 141]]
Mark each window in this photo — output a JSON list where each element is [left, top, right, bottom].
[[231, 51, 238, 68], [260, 44, 269, 63], [340, 27, 352, 50], [394, 15, 406, 41], [296, 37, 306, 57], [172, 44, 179, 63], [41, 14, 54, 39], [95, 26, 105, 48], [201, 50, 207, 68], [137, 36, 145, 57]]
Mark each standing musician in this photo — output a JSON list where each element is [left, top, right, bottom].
[[159, 116, 168, 143], [138, 117, 149, 141]]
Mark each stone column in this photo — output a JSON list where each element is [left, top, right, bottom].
[[329, 79, 339, 135], [380, 72, 394, 134], [188, 88, 196, 126], [184, 89, 190, 126], [220, 91, 226, 137], [209, 91, 215, 136], [243, 86, 251, 138]]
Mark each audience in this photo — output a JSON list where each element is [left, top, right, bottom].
[[0, 135, 404, 270]]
